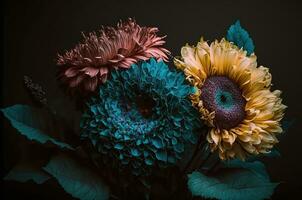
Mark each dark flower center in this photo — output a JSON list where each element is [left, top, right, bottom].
[[200, 76, 246, 129], [135, 93, 156, 118]]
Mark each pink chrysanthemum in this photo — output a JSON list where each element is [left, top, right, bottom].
[[57, 18, 170, 93]]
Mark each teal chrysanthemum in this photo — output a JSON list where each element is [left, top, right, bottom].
[[80, 58, 201, 175]]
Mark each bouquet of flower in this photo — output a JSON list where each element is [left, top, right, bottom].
[[2, 18, 287, 200]]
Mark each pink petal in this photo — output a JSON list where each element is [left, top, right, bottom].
[[57, 18, 170, 94], [64, 67, 79, 78], [118, 48, 130, 55], [108, 54, 125, 63], [84, 77, 98, 91], [118, 61, 132, 68], [100, 73, 108, 83], [99, 67, 109, 76], [81, 67, 99, 77], [69, 74, 85, 87], [133, 55, 148, 60]]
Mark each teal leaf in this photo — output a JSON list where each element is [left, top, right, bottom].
[[224, 159, 270, 179], [188, 160, 278, 200], [267, 148, 281, 157], [226, 20, 255, 55], [4, 163, 50, 184], [44, 154, 109, 200], [1, 105, 74, 150], [282, 119, 295, 134], [247, 148, 281, 161]]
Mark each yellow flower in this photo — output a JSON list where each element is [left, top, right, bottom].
[[174, 38, 286, 160]]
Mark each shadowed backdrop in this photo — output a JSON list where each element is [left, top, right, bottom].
[[2, 0, 302, 199]]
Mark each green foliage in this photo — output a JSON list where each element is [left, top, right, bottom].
[[188, 160, 278, 200], [1, 104, 73, 150], [44, 154, 109, 200], [4, 163, 50, 184]]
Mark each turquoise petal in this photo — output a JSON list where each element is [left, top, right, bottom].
[[131, 148, 141, 157], [114, 143, 124, 150], [145, 157, 154, 166], [155, 150, 167, 162], [151, 137, 164, 149], [174, 142, 184, 153], [80, 58, 204, 175]]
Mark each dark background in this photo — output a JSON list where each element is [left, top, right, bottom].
[[2, 0, 302, 199]]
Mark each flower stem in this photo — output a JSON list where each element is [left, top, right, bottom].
[[206, 159, 221, 174], [183, 129, 207, 174]]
